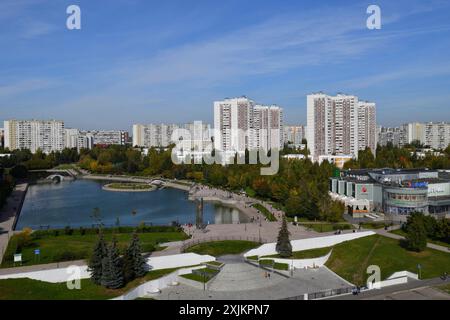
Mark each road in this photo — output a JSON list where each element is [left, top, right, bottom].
[[329, 277, 450, 300]]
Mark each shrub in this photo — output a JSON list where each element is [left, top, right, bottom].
[[15, 228, 33, 252], [64, 226, 74, 235], [55, 251, 84, 262]]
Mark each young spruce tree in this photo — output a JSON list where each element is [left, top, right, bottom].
[[123, 232, 147, 282], [276, 217, 292, 258], [101, 237, 124, 289], [88, 231, 107, 285]]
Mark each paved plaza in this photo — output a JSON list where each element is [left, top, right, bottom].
[[157, 255, 351, 300]]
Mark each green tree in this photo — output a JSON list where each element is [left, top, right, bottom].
[[88, 232, 108, 285], [123, 232, 147, 282], [101, 238, 124, 289], [405, 212, 428, 252], [276, 217, 292, 258]]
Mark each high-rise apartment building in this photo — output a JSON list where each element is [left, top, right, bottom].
[[132, 122, 211, 149], [0, 128, 4, 149], [214, 97, 283, 154], [425, 122, 450, 150], [306, 93, 376, 161], [378, 127, 404, 147], [64, 128, 80, 149], [284, 125, 305, 145], [90, 130, 128, 146], [214, 97, 253, 153], [406, 122, 426, 145], [3, 120, 64, 154], [358, 101, 377, 153]]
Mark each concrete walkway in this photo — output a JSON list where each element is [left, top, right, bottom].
[[0, 259, 86, 276], [375, 228, 450, 254], [158, 266, 350, 300], [0, 183, 28, 263]]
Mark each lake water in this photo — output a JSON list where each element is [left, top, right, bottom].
[[16, 179, 248, 230]]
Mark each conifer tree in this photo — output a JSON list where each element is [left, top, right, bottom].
[[276, 217, 292, 258], [88, 232, 107, 285], [101, 237, 124, 289], [123, 232, 147, 282]]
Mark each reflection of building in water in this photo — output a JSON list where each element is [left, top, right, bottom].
[[214, 205, 242, 224], [196, 198, 204, 228]]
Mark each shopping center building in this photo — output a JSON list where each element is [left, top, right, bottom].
[[329, 168, 450, 220]]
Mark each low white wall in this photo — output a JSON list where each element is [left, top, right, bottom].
[[388, 271, 419, 280], [113, 266, 205, 300], [269, 250, 332, 270], [146, 253, 215, 270], [368, 271, 418, 290], [368, 277, 408, 289], [0, 253, 215, 284], [244, 231, 376, 258], [0, 266, 90, 283]]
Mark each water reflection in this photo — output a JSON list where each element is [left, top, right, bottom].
[[16, 180, 248, 230]]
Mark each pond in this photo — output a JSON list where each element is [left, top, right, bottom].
[[16, 179, 248, 230]]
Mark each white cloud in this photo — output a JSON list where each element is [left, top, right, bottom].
[[0, 78, 57, 97]]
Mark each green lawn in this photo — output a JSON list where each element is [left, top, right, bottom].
[[0, 267, 179, 300], [360, 222, 388, 230], [326, 235, 450, 286], [390, 229, 450, 248], [105, 183, 154, 190], [180, 268, 218, 283], [251, 203, 277, 221], [263, 246, 332, 259], [301, 223, 353, 233], [2, 230, 188, 268], [185, 240, 260, 257]]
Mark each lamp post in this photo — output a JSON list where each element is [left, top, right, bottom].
[[258, 227, 261, 243], [203, 272, 206, 291]]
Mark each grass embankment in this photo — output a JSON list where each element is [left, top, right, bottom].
[[185, 240, 260, 257], [390, 229, 450, 249], [263, 247, 332, 259], [251, 203, 277, 221], [1, 227, 188, 268], [180, 268, 218, 283], [326, 235, 450, 286], [259, 259, 289, 271], [0, 267, 179, 300], [359, 222, 388, 230]]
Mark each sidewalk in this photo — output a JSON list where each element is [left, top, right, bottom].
[[0, 183, 28, 263], [0, 259, 86, 276], [375, 228, 450, 254]]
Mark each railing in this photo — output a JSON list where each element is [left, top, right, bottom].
[[283, 287, 353, 300], [180, 236, 269, 252]]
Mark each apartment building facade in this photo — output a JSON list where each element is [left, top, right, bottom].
[[306, 93, 376, 161], [214, 97, 284, 154], [4, 120, 65, 154], [132, 122, 211, 149], [284, 125, 305, 146]]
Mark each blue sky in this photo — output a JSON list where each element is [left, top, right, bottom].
[[1, 0, 450, 130]]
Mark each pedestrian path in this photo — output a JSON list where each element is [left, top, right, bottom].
[[207, 261, 285, 292], [0, 183, 28, 263], [375, 228, 450, 254]]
